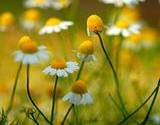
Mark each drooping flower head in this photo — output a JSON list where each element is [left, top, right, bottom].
[[14, 36, 50, 64], [63, 80, 93, 105], [43, 58, 79, 77], [21, 9, 41, 30], [87, 15, 103, 36], [77, 40, 96, 62], [0, 12, 15, 31], [39, 17, 73, 34]]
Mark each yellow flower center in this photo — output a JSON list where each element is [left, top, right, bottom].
[[71, 80, 87, 94], [35, 0, 45, 4], [45, 18, 61, 26], [51, 59, 67, 69], [24, 9, 40, 21], [87, 15, 103, 33], [129, 34, 141, 43], [116, 20, 129, 28], [19, 36, 38, 53], [60, 0, 68, 7], [0, 12, 14, 27], [78, 40, 94, 55]]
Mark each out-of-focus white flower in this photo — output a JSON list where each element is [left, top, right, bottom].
[[43, 59, 79, 77], [152, 114, 160, 125], [99, 0, 145, 7], [63, 80, 93, 105], [51, 0, 72, 10], [13, 36, 50, 64], [107, 19, 141, 37], [0, 12, 15, 32], [24, 0, 51, 8], [21, 9, 41, 31], [39, 17, 73, 34]]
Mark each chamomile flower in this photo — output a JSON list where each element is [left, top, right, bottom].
[[99, 0, 145, 7], [21, 9, 41, 30], [43, 59, 79, 77], [0, 12, 15, 32], [13, 36, 50, 64], [24, 0, 51, 8], [39, 17, 73, 34], [107, 19, 141, 37], [51, 0, 72, 10], [63, 80, 93, 105], [77, 40, 96, 62], [87, 15, 104, 36]]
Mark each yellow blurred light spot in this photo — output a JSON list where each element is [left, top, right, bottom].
[[51, 59, 67, 69], [116, 19, 129, 28], [71, 80, 87, 94], [60, 0, 68, 7], [87, 15, 103, 33], [19, 36, 38, 53], [78, 40, 94, 55], [45, 17, 61, 26], [129, 34, 141, 43], [24, 9, 40, 21], [35, 0, 45, 4], [0, 12, 14, 27]]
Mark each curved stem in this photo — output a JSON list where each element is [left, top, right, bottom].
[[50, 75, 58, 124], [141, 80, 160, 125], [76, 60, 85, 80], [117, 82, 158, 125], [96, 32, 126, 116], [6, 62, 23, 114], [26, 64, 50, 124], [61, 104, 74, 125]]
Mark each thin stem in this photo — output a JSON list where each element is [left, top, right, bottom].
[[115, 35, 123, 71], [6, 62, 23, 114], [141, 80, 160, 125], [76, 60, 85, 80], [26, 64, 50, 124], [117, 83, 158, 125], [61, 104, 74, 125], [96, 32, 126, 116], [50, 75, 58, 124], [31, 114, 40, 125]]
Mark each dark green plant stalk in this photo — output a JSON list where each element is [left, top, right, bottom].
[[50, 75, 58, 124], [115, 35, 123, 71], [96, 32, 126, 116], [117, 80, 159, 125], [141, 79, 160, 125], [61, 104, 74, 125], [26, 64, 50, 124], [6, 62, 22, 114], [76, 60, 85, 80]]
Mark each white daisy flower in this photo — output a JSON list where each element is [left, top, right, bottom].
[[13, 36, 50, 64], [107, 19, 141, 37], [51, 0, 72, 10], [24, 0, 51, 8], [0, 12, 15, 32], [77, 40, 96, 62], [39, 17, 73, 34], [99, 0, 145, 7], [63, 80, 93, 105], [21, 9, 41, 31], [43, 59, 79, 77]]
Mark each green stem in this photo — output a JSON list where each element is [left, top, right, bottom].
[[117, 81, 159, 125], [50, 75, 58, 124], [96, 32, 126, 116], [6, 62, 23, 114], [61, 104, 74, 125], [76, 60, 85, 80], [141, 80, 160, 125], [26, 64, 50, 124], [115, 35, 123, 71]]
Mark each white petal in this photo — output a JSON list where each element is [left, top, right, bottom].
[[81, 93, 93, 105], [63, 92, 81, 105]]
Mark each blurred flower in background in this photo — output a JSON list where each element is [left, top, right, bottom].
[[24, 0, 51, 8], [51, 0, 72, 10]]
